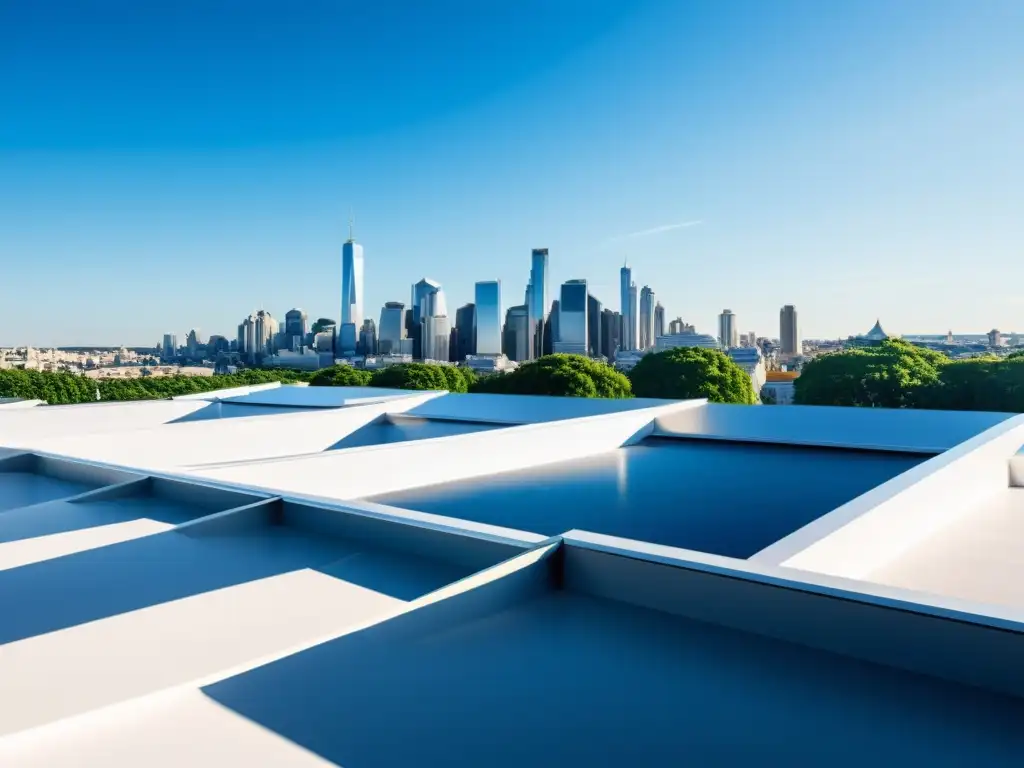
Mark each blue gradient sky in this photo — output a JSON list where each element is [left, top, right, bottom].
[[2, 0, 1022, 346]]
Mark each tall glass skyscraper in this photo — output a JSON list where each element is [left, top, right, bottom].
[[340, 234, 364, 333], [619, 262, 637, 351], [554, 279, 588, 355], [474, 280, 502, 356], [528, 248, 549, 359], [411, 278, 444, 359], [378, 301, 406, 355], [639, 285, 655, 350]]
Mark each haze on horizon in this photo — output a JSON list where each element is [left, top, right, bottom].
[[1, 0, 1021, 347]]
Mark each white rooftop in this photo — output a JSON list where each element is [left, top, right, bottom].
[[1, 383, 1024, 763]]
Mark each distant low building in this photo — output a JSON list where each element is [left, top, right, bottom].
[[761, 370, 799, 405]]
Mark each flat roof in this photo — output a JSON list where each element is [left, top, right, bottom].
[[1, 385, 1023, 758], [366, 438, 923, 557], [4, 541, 1024, 765]]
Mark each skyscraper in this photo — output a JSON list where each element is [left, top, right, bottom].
[[454, 302, 477, 361], [600, 309, 621, 360], [503, 304, 529, 362], [619, 261, 636, 351], [654, 302, 665, 341], [422, 314, 451, 362], [553, 279, 588, 355], [718, 309, 738, 349], [340, 222, 364, 358], [639, 286, 655, 350], [474, 280, 502, 356], [780, 305, 800, 357], [285, 309, 307, 339], [341, 224, 364, 329], [528, 248, 549, 359], [411, 278, 444, 359], [378, 302, 406, 356], [162, 334, 177, 360], [255, 310, 275, 358], [358, 319, 377, 356], [587, 294, 603, 358]]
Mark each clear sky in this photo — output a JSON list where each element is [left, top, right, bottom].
[[1, 0, 1022, 346]]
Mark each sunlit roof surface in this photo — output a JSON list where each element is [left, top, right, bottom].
[[0, 384, 1023, 762]]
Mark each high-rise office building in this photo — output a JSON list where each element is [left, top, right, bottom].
[[628, 283, 638, 349], [553, 280, 587, 355], [545, 299, 559, 355], [639, 286, 655, 350], [341, 227, 364, 333], [587, 294, 603, 358], [503, 304, 529, 362], [357, 319, 377, 356], [454, 303, 477, 361], [411, 278, 444, 359], [254, 310, 275, 359], [528, 248, 549, 359], [619, 262, 637, 351], [718, 309, 738, 349], [474, 280, 502, 356], [600, 309, 621, 361], [162, 334, 177, 360], [654, 302, 665, 341], [378, 302, 406, 356], [780, 305, 800, 357], [185, 329, 203, 359], [284, 309, 308, 349], [422, 314, 451, 362]]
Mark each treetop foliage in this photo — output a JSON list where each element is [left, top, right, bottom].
[[628, 346, 756, 404]]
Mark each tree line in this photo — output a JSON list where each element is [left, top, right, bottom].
[[795, 339, 1024, 411], [0, 347, 757, 404], [0, 368, 313, 405], [10, 344, 1024, 412]]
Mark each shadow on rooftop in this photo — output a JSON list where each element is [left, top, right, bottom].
[[201, 543, 1024, 767], [167, 402, 311, 423], [328, 415, 501, 451], [0, 498, 509, 645], [0, 476, 261, 544], [367, 438, 925, 557]]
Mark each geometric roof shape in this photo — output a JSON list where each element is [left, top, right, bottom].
[[864, 319, 889, 340]]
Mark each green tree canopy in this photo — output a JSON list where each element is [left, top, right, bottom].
[[628, 347, 755, 403], [369, 363, 454, 391], [795, 339, 945, 408], [472, 354, 632, 398], [309, 366, 372, 387]]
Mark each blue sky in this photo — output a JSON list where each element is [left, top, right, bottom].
[[1, 0, 1022, 346]]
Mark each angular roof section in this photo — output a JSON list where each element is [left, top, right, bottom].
[[1, 383, 1024, 760]]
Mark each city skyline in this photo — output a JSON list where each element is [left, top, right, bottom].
[[3, 2, 1022, 345]]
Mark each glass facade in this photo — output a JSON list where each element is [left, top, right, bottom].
[[340, 240, 364, 331], [378, 302, 405, 356], [620, 265, 636, 351], [474, 281, 501, 356], [554, 279, 587, 354], [528, 249, 549, 358]]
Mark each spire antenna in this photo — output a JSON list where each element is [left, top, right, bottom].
[[348, 207, 355, 242]]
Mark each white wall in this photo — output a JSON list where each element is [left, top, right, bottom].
[[29, 392, 443, 472], [193, 400, 700, 500], [752, 414, 1024, 580]]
